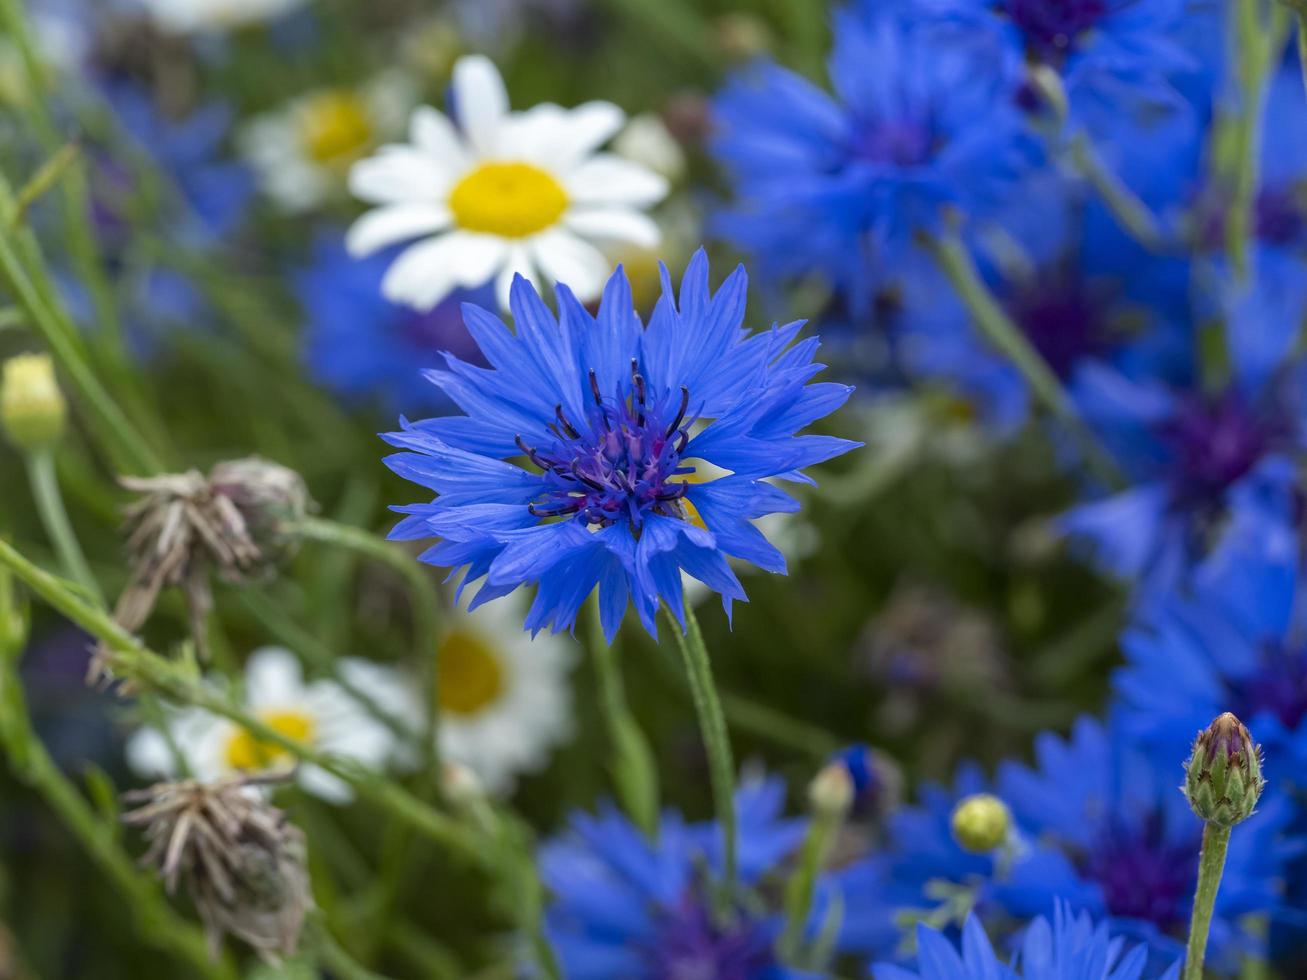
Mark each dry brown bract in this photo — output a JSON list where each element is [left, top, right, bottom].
[[121, 772, 311, 962], [91, 457, 309, 683]]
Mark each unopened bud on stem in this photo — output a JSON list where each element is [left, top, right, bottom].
[[1183, 711, 1264, 828], [951, 793, 1011, 853], [1, 354, 66, 452]]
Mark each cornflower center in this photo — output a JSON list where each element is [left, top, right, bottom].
[[1157, 393, 1275, 510], [1002, 0, 1109, 60], [518, 361, 697, 530], [224, 709, 316, 771], [449, 162, 569, 238], [1006, 271, 1115, 379], [645, 892, 778, 980], [437, 630, 505, 716], [854, 118, 936, 168], [1081, 817, 1195, 932], [299, 90, 374, 167]]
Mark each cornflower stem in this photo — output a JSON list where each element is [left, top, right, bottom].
[[587, 599, 660, 837], [779, 802, 843, 964], [0, 645, 232, 978], [1184, 822, 1232, 980], [306, 912, 395, 980], [1069, 134, 1163, 250], [292, 517, 444, 780], [665, 598, 738, 901], [923, 232, 1123, 488], [1224, 0, 1288, 278], [25, 449, 102, 605]]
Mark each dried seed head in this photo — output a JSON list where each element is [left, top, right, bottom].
[[121, 772, 311, 962], [93, 458, 309, 682]]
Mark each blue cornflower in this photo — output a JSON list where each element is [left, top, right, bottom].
[[1115, 489, 1307, 781], [1057, 274, 1307, 591], [296, 234, 492, 415], [914, 0, 1193, 123], [710, 1, 1034, 313], [877, 905, 1180, 980], [383, 251, 859, 640], [539, 777, 812, 979], [836, 720, 1299, 970]]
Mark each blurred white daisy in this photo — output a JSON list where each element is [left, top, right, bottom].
[[126, 647, 415, 804], [427, 598, 577, 794], [136, 0, 310, 33], [240, 73, 414, 212], [346, 54, 668, 310]]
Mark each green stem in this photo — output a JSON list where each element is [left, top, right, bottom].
[[0, 649, 233, 978], [306, 913, 395, 980], [779, 804, 842, 963], [1183, 823, 1232, 980], [293, 517, 443, 779], [1069, 135, 1163, 250], [924, 232, 1122, 488], [587, 599, 660, 837], [25, 449, 102, 605], [666, 598, 737, 899]]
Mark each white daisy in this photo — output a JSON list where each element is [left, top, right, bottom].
[[136, 0, 311, 33], [126, 647, 416, 804], [426, 598, 577, 795], [240, 72, 414, 213], [345, 54, 669, 311]]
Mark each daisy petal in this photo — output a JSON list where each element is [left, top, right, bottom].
[[409, 105, 469, 167], [565, 154, 669, 207], [346, 203, 452, 256], [349, 147, 453, 204], [453, 55, 509, 156], [529, 229, 612, 302], [565, 208, 661, 248], [383, 232, 507, 310], [554, 101, 627, 168]]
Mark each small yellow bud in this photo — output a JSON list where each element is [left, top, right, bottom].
[[951, 793, 1012, 854], [808, 762, 855, 819], [1, 354, 66, 452]]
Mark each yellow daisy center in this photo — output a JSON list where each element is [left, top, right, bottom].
[[448, 162, 568, 238], [299, 90, 374, 167], [223, 709, 316, 771], [437, 630, 505, 716]]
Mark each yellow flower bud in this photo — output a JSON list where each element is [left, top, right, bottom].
[[951, 793, 1012, 854], [1, 354, 66, 452]]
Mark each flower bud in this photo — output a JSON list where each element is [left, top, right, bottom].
[[1183, 712, 1265, 828], [808, 761, 855, 819], [951, 793, 1011, 853], [1, 353, 66, 452]]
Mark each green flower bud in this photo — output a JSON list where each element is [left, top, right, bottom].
[[808, 762, 855, 820], [951, 793, 1011, 853], [1, 353, 66, 452], [1183, 712, 1265, 827]]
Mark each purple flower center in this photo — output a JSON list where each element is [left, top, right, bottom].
[[1255, 188, 1306, 247], [1233, 644, 1307, 732], [1156, 393, 1274, 509], [645, 893, 778, 980], [1082, 818, 1195, 932], [854, 118, 936, 168], [519, 361, 696, 528], [1005, 273, 1115, 379], [1002, 0, 1109, 60], [399, 305, 483, 364]]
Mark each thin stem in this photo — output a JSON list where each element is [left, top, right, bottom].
[[665, 598, 737, 899], [0, 650, 233, 978], [1069, 135, 1163, 250], [26, 449, 102, 605], [924, 232, 1123, 488], [293, 517, 443, 779], [587, 599, 660, 837], [780, 803, 842, 963], [306, 913, 395, 980], [1183, 823, 1232, 980]]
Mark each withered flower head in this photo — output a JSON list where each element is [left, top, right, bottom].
[[121, 772, 311, 962], [93, 458, 309, 681]]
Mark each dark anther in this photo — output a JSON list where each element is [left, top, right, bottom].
[[555, 404, 580, 439], [655, 483, 689, 501], [588, 370, 603, 407], [570, 460, 607, 492], [666, 386, 690, 437], [675, 430, 690, 454], [515, 434, 548, 469], [528, 501, 582, 518]]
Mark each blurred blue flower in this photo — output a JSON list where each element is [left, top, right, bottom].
[[912, 0, 1193, 125], [539, 777, 811, 979], [296, 234, 491, 416], [710, 1, 1035, 313], [996, 716, 1299, 971], [383, 251, 859, 641], [877, 905, 1181, 980]]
